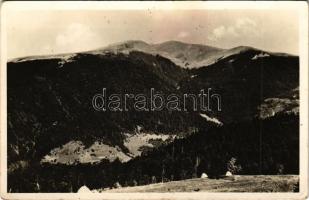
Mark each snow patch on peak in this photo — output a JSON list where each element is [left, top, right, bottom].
[[58, 54, 77, 68], [252, 52, 270, 60], [228, 59, 235, 63]]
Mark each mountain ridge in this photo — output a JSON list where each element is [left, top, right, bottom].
[[9, 40, 296, 68], [7, 40, 299, 192]]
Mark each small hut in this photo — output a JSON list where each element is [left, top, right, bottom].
[[200, 173, 208, 178], [225, 171, 233, 176], [77, 185, 92, 193]]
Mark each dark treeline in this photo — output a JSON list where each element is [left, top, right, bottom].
[[8, 114, 299, 192], [7, 52, 197, 165]]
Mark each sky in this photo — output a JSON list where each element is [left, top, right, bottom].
[[5, 8, 299, 59]]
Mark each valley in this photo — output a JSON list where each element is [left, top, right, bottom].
[[7, 40, 299, 192]]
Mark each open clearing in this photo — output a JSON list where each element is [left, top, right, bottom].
[[102, 175, 299, 192]]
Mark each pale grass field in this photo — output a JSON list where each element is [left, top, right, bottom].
[[102, 175, 299, 193]]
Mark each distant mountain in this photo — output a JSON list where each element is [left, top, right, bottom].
[[91, 40, 223, 68], [7, 41, 299, 165], [7, 50, 204, 167], [90, 41, 295, 69], [11, 40, 295, 69], [7, 40, 299, 192], [181, 47, 299, 122]]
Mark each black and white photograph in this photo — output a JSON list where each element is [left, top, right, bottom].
[[0, 1, 308, 199]]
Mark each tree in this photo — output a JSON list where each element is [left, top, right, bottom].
[[227, 157, 242, 175]]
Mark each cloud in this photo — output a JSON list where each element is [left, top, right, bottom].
[[177, 31, 190, 39], [208, 18, 258, 42], [54, 23, 102, 53]]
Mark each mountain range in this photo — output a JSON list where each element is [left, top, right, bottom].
[[7, 40, 299, 192]]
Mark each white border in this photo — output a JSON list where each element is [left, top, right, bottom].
[[0, 1, 308, 200]]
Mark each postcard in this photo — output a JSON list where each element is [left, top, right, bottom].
[[0, 1, 308, 200]]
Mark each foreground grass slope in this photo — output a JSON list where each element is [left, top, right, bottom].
[[102, 175, 299, 192]]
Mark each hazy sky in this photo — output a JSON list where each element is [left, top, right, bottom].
[[6, 9, 299, 59]]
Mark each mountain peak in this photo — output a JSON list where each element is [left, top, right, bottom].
[[156, 40, 223, 50], [104, 40, 150, 50], [111, 40, 149, 46]]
